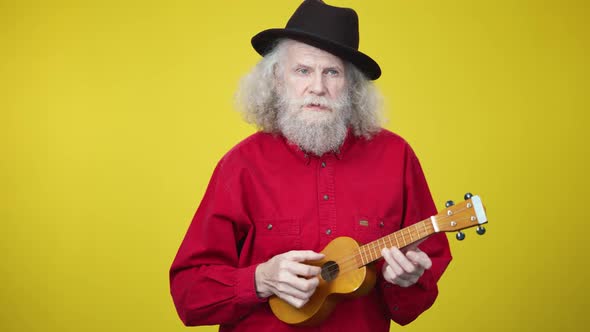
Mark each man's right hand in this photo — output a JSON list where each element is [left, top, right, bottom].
[[255, 250, 325, 308]]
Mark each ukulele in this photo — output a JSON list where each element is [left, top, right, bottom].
[[269, 193, 488, 326]]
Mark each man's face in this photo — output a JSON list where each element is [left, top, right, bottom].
[[279, 41, 348, 115], [274, 41, 352, 156]]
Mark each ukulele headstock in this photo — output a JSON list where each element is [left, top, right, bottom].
[[433, 193, 488, 240]]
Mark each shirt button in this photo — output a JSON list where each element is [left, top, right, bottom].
[[323, 194, 329, 200], [326, 229, 332, 235], [321, 161, 326, 168], [267, 224, 273, 230], [379, 221, 385, 228]]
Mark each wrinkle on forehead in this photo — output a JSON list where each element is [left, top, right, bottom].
[[284, 40, 345, 71]]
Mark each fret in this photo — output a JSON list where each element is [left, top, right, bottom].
[[345, 217, 443, 270], [376, 242, 381, 260], [404, 228, 410, 246], [358, 247, 365, 265], [372, 241, 379, 260], [360, 221, 440, 260], [400, 229, 407, 247]]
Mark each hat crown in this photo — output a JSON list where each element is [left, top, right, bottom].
[[251, 0, 381, 80], [285, 0, 359, 50]]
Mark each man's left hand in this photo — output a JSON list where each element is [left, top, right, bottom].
[[381, 245, 432, 287]]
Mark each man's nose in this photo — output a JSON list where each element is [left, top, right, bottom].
[[309, 72, 327, 95]]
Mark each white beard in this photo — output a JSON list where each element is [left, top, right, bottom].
[[276, 91, 352, 157]]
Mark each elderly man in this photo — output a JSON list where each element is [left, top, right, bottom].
[[170, 1, 452, 331]]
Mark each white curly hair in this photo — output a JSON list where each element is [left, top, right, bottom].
[[235, 39, 385, 139]]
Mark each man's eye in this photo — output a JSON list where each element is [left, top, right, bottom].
[[326, 69, 339, 76], [296, 68, 309, 74]]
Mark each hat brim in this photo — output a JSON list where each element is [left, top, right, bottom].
[[251, 28, 381, 80]]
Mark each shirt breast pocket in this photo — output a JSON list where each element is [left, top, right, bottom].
[[251, 218, 301, 262]]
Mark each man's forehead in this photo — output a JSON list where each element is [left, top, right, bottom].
[[284, 40, 344, 67]]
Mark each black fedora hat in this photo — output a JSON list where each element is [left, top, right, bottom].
[[251, 0, 381, 80]]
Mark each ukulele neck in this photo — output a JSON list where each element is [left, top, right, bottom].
[[356, 219, 436, 266]]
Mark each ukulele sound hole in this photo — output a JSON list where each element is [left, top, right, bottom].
[[320, 261, 339, 282]]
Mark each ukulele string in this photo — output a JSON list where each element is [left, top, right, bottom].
[[321, 231, 431, 277], [358, 208, 473, 259], [320, 219, 436, 275], [319, 211, 473, 277], [319, 225, 433, 276]]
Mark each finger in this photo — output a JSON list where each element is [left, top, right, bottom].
[[279, 293, 309, 309], [382, 249, 405, 278], [387, 247, 417, 274], [276, 275, 319, 299], [381, 248, 405, 275], [276, 264, 320, 289], [406, 250, 432, 270], [394, 270, 419, 282], [381, 247, 397, 267], [286, 261, 322, 277], [277, 281, 316, 300], [286, 250, 325, 262], [284, 273, 320, 293], [383, 264, 404, 281], [384, 265, 419, 287]]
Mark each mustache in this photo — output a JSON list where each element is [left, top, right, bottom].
[[299, 96, 331, 109], [281, 94, 350, 112]]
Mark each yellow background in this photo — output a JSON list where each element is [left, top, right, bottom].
[[1, 0, 588, 331]]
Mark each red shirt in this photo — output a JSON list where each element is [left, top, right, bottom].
[[170, 129, 452, 332]]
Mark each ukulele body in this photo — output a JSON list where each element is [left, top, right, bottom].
[[268, 194, 488, 326], [269, 236, 377, 326]]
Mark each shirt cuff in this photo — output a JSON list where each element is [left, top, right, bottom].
[[236, 264, 268, 306]]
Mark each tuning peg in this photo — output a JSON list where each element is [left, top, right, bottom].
[[464, 192, 473, 200], [456, 231, 465, 241], [445, 200, 455, 208], [476, 226, 486, 235]]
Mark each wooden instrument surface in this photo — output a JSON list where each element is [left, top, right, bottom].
[[269, 194, 488, 326]]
